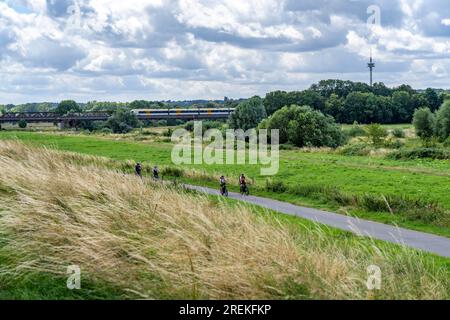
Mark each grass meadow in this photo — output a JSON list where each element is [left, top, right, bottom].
[[1, 130, 449, 238], [0, 140, 449, 299]]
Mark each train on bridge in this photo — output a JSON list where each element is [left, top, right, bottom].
[[0, 108, 235, 124]]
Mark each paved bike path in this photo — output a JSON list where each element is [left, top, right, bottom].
[[184, 184, 450, 258]]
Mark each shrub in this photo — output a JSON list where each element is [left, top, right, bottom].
[[92, 121, 107, 131], [100, 127, 113, 134], [443, 137, 450, 148], [365, 124, 388, 146], [383, 139, 405, 150], [157, 120, 168, 127], [413, 108, 435, 143], [18, 120, 27, 129], [162, 128, 173, 137], [265, 105, 346, 148], [265, 180, 288, 193], [279, 144, 298, 151], [184, 121, 195, 132], [339, 143, 371, 156], [387, 147, 450, 160], [106, 109, 141, 134], [392, 128, 405, 138], [161, 166, 184, 178], [435, 100, 450, 141], [184, 121, 222, 132]]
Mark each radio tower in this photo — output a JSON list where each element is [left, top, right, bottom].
[[367, 50, 375, 86]]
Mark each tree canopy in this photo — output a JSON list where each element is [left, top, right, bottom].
[[263, 80, 443, 124], [262, 105, 345, 148], [106, 109, 141, 134], [228, 96, 267, 131], [55, 100, 82, 116], [413, 108, 435, 142]]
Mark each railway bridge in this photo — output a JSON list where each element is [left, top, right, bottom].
[[0, 108, 235, 127]]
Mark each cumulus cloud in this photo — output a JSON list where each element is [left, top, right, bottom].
[[0, 0, 449, 103]]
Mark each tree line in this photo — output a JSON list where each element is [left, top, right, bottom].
[[264, 80, 445, 124]]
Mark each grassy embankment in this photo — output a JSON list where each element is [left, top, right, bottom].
[[0, 140, 449, 299], [1, 131, 449, 238]]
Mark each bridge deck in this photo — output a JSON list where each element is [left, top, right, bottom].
[[0, 110, 233, 123]]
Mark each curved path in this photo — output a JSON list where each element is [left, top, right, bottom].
[[185, 184, 450, 258]]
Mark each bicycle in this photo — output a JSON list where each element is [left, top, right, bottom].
[[240, 184, 249, 196]]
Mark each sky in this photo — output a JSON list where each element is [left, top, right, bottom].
[[0, 0, 449, 104]]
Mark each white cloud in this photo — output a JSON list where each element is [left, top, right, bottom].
[[0, 0, 449, 103]]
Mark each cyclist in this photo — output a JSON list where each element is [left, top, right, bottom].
[[219, 176, 228, 196], [153, 166, 160, 180], [239, 174, 249, 195], [135, 163, 143, 178]]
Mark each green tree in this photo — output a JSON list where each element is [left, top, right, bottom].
[[55, 100, 81, 116], [371, 82, 392, 96], [263, 91, 293, 116], [392, 91, 411, 123], [413, 108, 436, 144], [106, 109, 141, 134], [365, 124, 388, 146], [435, 100, 450, 141], [228, 96, 266, 131], [324, 94, 345, 122], [424, 88, 442, 112], [262, 106, 296, 143], [265, 105, 345, 148], [18, 120, 28, 129]]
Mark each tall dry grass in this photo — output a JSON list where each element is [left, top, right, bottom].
[[0, 140, 448, 299]]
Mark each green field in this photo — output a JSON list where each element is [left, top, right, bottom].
[[0, 139, 449, 299], [1, 130, 449, 238]]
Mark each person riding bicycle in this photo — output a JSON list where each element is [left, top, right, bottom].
[[135, 163, 143, 178], [153, 166, 160, 180], [239, 174, 248, 195], [239, 174, 246, 187], [219, 176, 227, 195]]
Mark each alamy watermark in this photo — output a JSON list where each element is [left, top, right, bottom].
[[67, 265, 81, 290], [366, 265, 382, 290], [367, 5, 381, 28], [171, 122, 280, 176]]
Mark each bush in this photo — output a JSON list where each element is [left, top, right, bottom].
[[162, 128, 173, 137], [392, 128, 405, 138], [346, 125, 366, 138], [443, 137, 450, 148], [279, 144, 298, 151], [383, 139, 405, 150], [435, 100, 450, 141], [387, 147, 450, 160], [365, 124, 388, 146], [228, 96, 267, 131], [92, 121, 106, 131], [339, 143, 371, 156], [184, 121, 195, 132], [392, 140, 405, 149], [161, 166, 184, 178], [99, 127, 113, 134], [157, 120, 168, 127], [184, 121, 222, 132], [265, 105, 346, 148], [265, 180, 288, 193], [18, 120, 27, 129], [413, 108, 435, 143], [106, 109, 141, 134]]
